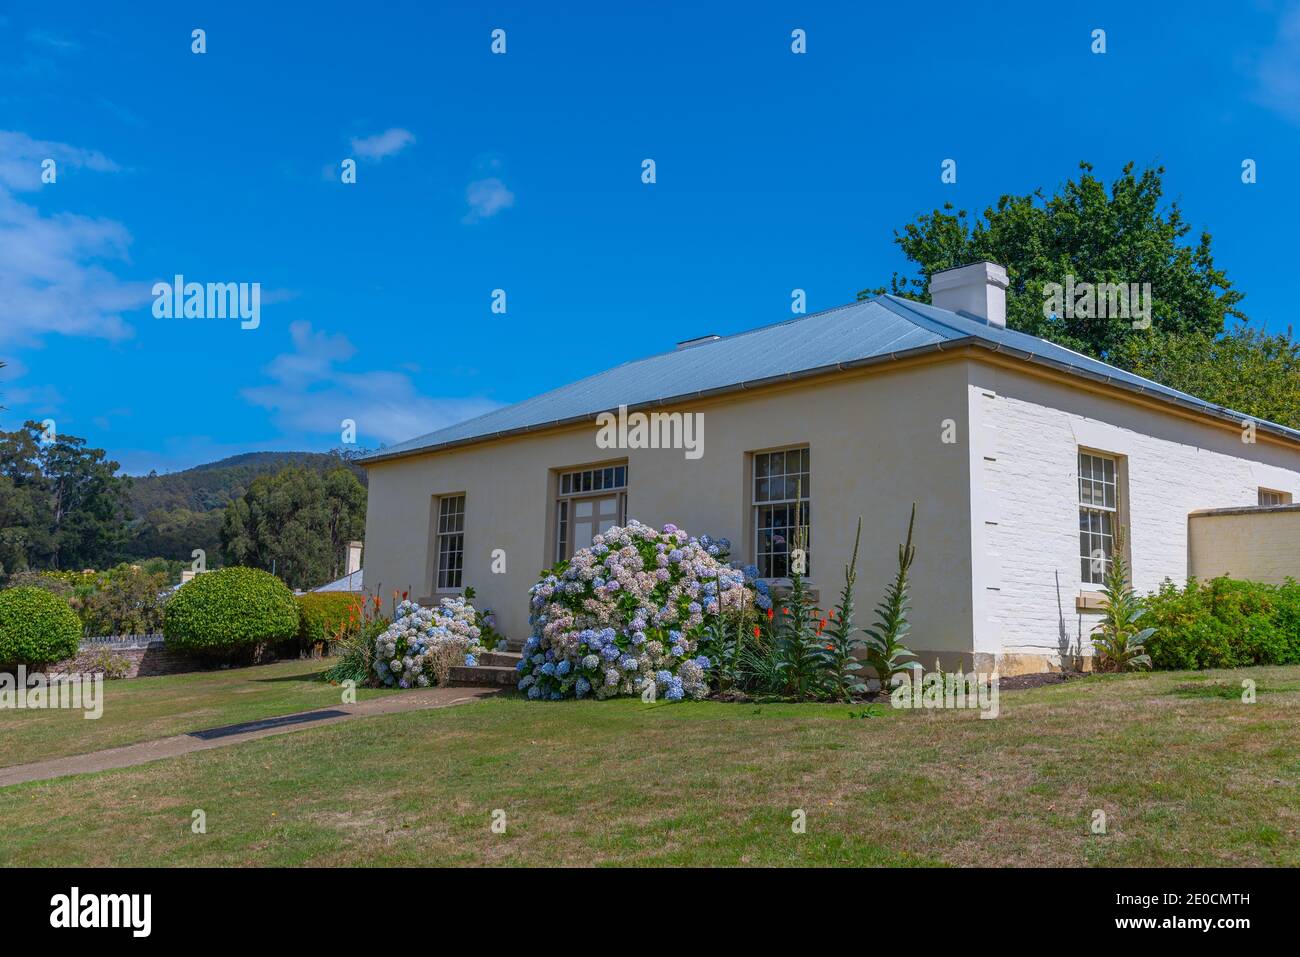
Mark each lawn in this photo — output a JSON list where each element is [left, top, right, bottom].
[[1, 665, 1297, 866], [0, 659, 391, 769]]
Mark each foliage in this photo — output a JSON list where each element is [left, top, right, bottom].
[[220, 465, 367, 591], [295, 592, 361, 650], [862, 504, 922, 690], [163, 566, 299, 655], [862, 162, 1242, 359], [772, 524, 828, 699], [821, 518, 867, 701], [1091, 530, 1154, 672], [1141, 577, 1300, 670], [322, 613, 388, 686], [76, 564, 170, 637], [522, 523, 750, 700], [372, 598, 484, 687], [0, 586, 82, 666], [1110, 326, 1300, 430], [463, 586, 507, 649], [85, 648, 132, 680], [0, 421, 131, 575]]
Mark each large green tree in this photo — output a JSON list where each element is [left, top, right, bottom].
[[0, 422, 131, 574], [220, 465, 366, 591], [865, 162, 1300, 427]]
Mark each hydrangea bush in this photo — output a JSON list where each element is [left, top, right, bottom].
[[373, 597, 485, 688], [520, 522, 753, 701]]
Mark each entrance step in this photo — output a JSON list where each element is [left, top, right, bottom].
[[447, 664, 519, 688], [477, 650, 522, 668]]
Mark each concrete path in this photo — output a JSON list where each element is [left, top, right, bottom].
[[0, 686, 499, 788]]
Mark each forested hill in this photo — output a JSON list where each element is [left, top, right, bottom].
[[122, 450, 368, 564], [127, 451, 367, 514]]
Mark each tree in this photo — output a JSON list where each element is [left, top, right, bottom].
[[865, 162, 1300, 428], [0, 422, 130, 574], [220, 465, 367, 590], [863, 162, 1244, 360], [1110, 325, 1300, 429]]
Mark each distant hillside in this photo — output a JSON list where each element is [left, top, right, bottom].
[[122, 450, 368, 563], [127, 451, 366, 514]]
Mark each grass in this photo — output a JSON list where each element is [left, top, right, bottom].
[[0, 658, 391, 768], [0, 665, 1297, 866]]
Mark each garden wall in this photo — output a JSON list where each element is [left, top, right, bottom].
[[1188, 505, 1300, 585]]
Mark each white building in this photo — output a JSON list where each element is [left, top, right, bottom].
[[361, 262, 1300, 673]]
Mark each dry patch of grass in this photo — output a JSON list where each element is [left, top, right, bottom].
[[0, 666, 1297, 866]]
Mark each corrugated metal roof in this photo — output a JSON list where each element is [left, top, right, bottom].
[[361, 295, 1300, 463]]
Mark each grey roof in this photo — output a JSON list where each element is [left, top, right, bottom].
[[361, 295, 1300, 463], [313, 568, 363, 592]]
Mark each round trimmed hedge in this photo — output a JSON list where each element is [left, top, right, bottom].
[[0, 586, 82, 667], [163, 567, 299, 655]]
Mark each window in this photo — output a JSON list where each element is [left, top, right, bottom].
[[555, 465, 627, 562], [1259, 488, 1292, 507], [435, 495, 465, 590], [1078, 452, 1116, 586], [753, 447, 810, 578]]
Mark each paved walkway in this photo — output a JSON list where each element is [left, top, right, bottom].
[[0, 686, 499, 788]]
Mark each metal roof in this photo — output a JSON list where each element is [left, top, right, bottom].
[[361, 295, 1300, 463]]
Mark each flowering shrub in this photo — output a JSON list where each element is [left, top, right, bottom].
[[373, 597, 485, 688], [520, 522, 753, 701]]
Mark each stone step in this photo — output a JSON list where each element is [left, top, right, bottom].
[[504, 636, 526, 653], [447, 664, 519, 688], [477, 651, 521, 668]]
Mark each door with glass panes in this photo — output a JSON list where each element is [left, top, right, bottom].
[[554, 464, 627, 561]]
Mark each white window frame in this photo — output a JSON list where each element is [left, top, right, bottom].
[[555, 464, 627, 562], [434, 494, 465, 592], [1078, 451, 1117, 587], [752, 446, 810, 579], [1258, 488, 1292, 507]]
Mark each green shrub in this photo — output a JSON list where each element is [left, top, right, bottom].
[[0, 587, 82, 667], [295, 592, 361, 649], [163, 567, 298, 655], [1142, 577, 1300, 670]]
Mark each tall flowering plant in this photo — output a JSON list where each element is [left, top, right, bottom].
[[520, 522, 754, 701], [373, 596, 485, 688]]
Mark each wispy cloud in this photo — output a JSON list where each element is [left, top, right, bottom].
[[1254, 2, 1300, 122], [25, 29, 81, 53], [0, 131, 146, 346], [349, 127, 415, 162], [241, 320, 502, 446], [463, 177, 515, 223]]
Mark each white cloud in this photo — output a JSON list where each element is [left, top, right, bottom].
[[241, 320, 502, 445], [0, 131, 145, 345], [25, 29, 81, 53], [463, 177, 515, 223], [1255, 3, 1300, 122], [349, 127, 415, 162]]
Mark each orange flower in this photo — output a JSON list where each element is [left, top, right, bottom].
[[766, 607, 774, 621], [402, 590, 409, 600], [781, 607, 789, 615], [752, 625, 761, 638], [825, 644, 834, 651]]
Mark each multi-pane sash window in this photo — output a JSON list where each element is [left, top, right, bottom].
[[754, 447, 810, 578], [1078, 452, 1116, 586], [555, 465, 628, 562], [435, 495, 465, 590], [1258, 488, 1290, 507]]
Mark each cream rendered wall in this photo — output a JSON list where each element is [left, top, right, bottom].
[[363, 360, 977, 654], [968, 361, 1300, 669], [1188, 508, 1300, 584]]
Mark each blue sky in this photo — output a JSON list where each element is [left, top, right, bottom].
[[3, 0, 1299, 474]]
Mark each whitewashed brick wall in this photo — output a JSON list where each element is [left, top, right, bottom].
[[969, 364, 1300, 662]]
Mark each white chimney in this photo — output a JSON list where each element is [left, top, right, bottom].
[[929, 261, 1008, 328], [346, 540, 363, 576]]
